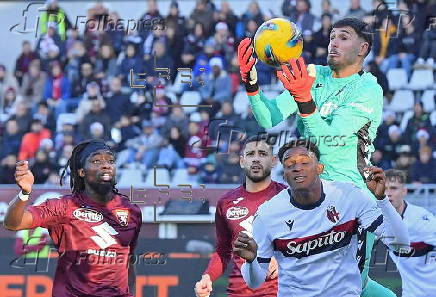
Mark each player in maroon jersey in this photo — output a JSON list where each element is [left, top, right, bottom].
[[194, 136, 287, 297], [4, 139, 142, 297]]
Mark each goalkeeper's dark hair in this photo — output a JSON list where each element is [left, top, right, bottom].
[[60, 139, 124, 197], [277, 139, 320, 163], [333, 17, 372, 57]]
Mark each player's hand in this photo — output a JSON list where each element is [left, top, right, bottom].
[[364, 166, 386, 200], [194, 274, 212, 297], [233, 231, 258, 263], [237, 38, 258, 85], [266, 257, 278, 280], [15, 161, 34, 194], [277, 57, 315, 102]]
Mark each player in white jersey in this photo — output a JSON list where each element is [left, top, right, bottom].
[[384, 169, 436, 297], [233, 139, 409, 297]]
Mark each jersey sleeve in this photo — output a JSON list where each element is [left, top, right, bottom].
[[204, 199, 232, 281], [252, 210, 274, 261], [27, 197, 69, 229], [129, 205, 142, 253], [300, 82, 383, 155], [355, 188, 409, 251], [249, 89, 298, 128]]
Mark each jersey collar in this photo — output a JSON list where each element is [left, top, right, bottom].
[[287, 183, 326, 210]]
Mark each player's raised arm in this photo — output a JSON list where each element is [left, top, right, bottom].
[[358, 167, 410, 250], [238, 38, 298, 128], [3, 161, 35, 231]]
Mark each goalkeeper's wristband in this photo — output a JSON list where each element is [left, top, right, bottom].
[[297, 99, 316, 117], [245, 81, 259, 96]]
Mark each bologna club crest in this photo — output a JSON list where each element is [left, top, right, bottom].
[[326, 206, 340, 223]]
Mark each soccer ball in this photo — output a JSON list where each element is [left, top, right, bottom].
[[253, 18, 303, 67]]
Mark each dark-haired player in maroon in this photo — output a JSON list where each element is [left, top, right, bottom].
[[195, 136, 286, 297], [4, 139, 142, 297]]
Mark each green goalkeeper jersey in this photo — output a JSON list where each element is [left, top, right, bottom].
[[249, 65, 383, 189]]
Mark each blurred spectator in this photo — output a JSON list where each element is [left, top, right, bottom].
[[412, 129, 432, 154], [393, 146, 414, 182], [54, 123, 76, 151], [31, 150, 57, 184], [0, 64, 19, 107], [283, 0, 315, 34], [366, 61, 390, 98], [199, 161, 218, 183], [65, 29, 82, 54], [144, 41, 175, 82], [18, 119, 51, 161], [390, 14, 420, 78], [373, 16, 398, 73], [36, 22, 64, 71], [79, 97, 111, 140], [185, 22, 207, 55], [238, 106, 265, 137], [198, 96, 221, 118], [95, 44, 118, 80], [215, 1, 238, 36], [241, 1, 264, 27], [76, 82, 106, 122], [88, 122, 107, 140], [20, 59, 47, 106], [415, 31, 436, 68], [161, 107, 189, 139], [345, 0, 367, 19], [39, 0, 71, 41], [370, 149, 392, 170], [166, 1, 186, 45], [45, 171, 62, 186], [14, 40, 39, 86], [0, 119, 22, 159], [56, 143, 73, 169], [200, 57, 231, 102], [34, 102, 56, 132], [43, 61, 72, 118], [410, 146, 436, 183], [216, 142, 243, 183], [72, 62, 98, 98], [1, 87, 19, 114], [184, 121, 207, 168], [129, 90, 153, 126], [104, 77, 131, 125], [118, 43, 143, 86], [379, 125, 407, 162], [240, 19, 258, 40], [208, 22, 235, 64], [125, 120, 163, 168], [165, 26, 184, 77], [138, 0, 164, 40], [83, 3, 112, 61], [9, 102, 32, 134], [65, 41, 91, 86], [143, 27, 168, 60], [404, 102, 431, 143], [105, 11, 125, 56], [39, 138, 57, 163], [158, 126, 186, 169], [116, 114, 141, 151], [311, 13, 332, 65], [190, 0, 215, 37], [320, 0, 339, 20], [0, 154, 18, 184]]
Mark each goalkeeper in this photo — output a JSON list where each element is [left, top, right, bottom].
[[238, 18, 394, 297]]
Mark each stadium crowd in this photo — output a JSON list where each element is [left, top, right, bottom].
[[0, 0, 435, 185]]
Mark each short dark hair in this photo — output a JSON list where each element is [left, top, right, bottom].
[[385, 169, 407, 185], [332, 17, 372, 57], [277, 139, 320, 163], [241, 134, 275, 154]]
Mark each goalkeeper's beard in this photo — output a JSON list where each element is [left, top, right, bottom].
[[88, 179, 115, 197], [244, 167, 272, 183]]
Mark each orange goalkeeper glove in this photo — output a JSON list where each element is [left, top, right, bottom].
[[237, 38, 258, 94]]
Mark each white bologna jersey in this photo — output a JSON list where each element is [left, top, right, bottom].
[[251, 179, 403, 297], [389, 202, 436, 297]]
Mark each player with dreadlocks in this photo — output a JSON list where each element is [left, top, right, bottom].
[[4, 139, 142, 297]]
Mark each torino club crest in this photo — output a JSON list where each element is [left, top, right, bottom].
[[114, 209, 129, 226]]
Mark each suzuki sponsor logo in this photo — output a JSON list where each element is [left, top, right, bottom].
[[73, 208, 103, 223], [226, 207, 249, 220], [286, 230, 346, 256]]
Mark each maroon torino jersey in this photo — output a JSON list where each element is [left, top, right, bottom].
[[204, 181, 286, 296], [27, 193, 142, 297]]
